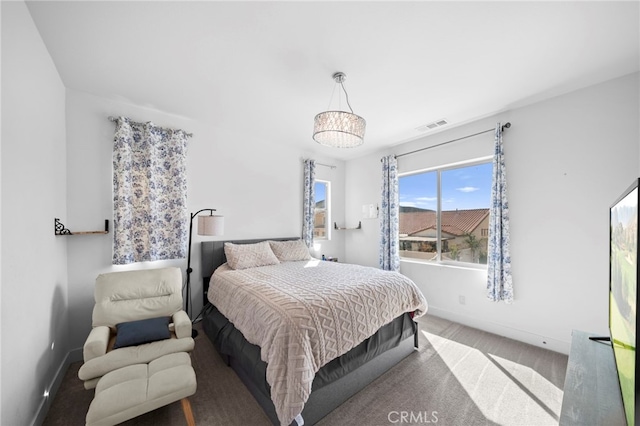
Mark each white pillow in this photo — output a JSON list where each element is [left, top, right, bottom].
[[224, 241, 280, 270], [269, 239, 312, 262]]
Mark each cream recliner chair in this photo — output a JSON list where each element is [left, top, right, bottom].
[[78, 267, 195, 389]]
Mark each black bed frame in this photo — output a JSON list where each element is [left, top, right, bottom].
[[200, 238, 418, 425]]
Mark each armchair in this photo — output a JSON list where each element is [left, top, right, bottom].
[[78, 267, 195, 389]]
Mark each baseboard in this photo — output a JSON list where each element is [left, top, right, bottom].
[[426, 306, 571, 355], [68, 347, 83, 363], [31, 347, 83, 426]]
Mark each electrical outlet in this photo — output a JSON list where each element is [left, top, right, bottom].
[[458, 295, 466, 305]]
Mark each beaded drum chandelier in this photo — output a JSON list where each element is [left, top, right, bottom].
[[313, 72, 366, 148]]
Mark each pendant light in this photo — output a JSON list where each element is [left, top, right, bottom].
[[313, 72, 366, 148]]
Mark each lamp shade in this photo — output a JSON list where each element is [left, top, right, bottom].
[[197, 214, 224, 236], [313, 111, 366, 148]]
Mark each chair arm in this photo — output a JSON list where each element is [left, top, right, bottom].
[[83, 326, 111, 362], [172, 310, 192, 339]]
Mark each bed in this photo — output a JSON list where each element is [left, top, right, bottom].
[[200, 238, 428, 426]]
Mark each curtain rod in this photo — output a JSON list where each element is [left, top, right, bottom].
[[108, 116, 193, 138], [317, 162, 336, 169], [304, 159, 336, 169], [393, 122, 511, 160]]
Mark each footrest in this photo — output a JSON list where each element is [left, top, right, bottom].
[[86, 352, 197, 426]]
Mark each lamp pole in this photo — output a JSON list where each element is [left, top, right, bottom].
[[186, 208, 217, 336]]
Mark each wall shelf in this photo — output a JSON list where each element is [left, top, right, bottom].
[[55, 218, 109, 236], [334, 221, 362, 230]]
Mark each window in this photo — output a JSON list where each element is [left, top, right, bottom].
[[314, 180, 330, 240], [399, 160, 492, 265]]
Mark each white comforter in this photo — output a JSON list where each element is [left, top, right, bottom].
[[208, 259, 428, 426]]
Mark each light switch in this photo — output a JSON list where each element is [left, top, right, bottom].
[[362, 204, 379, 219]]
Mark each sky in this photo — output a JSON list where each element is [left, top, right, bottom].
[[399, 162, 493, 211], [315, 181, 326, 202]]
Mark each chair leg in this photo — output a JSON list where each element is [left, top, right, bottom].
[[181, 397, 196, 426]]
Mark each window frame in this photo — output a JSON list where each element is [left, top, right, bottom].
[[314, 179, 331, 241], [398, 156, 492, 269]]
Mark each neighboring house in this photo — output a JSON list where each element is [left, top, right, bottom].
[[314, 200, 327, 238], [399, 208, 490, 263]]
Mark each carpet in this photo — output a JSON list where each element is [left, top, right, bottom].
[[43, 315, 567, 426]]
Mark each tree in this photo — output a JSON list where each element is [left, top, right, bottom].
[[449, 244, 460, 261], [463, 232, 482, 263]]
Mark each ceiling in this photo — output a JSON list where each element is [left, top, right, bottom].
[[26, 1, 639, 160]]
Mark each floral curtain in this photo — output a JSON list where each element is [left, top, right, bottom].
[[112, 117, 189, 265], [302, 159, 316, 248], [487, 123, 513, 302], [380, 155, 400, 271]]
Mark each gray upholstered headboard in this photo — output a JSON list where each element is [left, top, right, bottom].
[[200, 237, 299, 306]]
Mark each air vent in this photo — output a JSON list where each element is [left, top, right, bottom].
[[415, 118, 449, 132]]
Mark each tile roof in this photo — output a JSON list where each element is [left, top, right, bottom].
[[399, 208, 489, 236]]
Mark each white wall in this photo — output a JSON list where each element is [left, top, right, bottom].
[[1, 2, 69, 425], [345, 72, 640, 354], [64, 89, 346, 350]]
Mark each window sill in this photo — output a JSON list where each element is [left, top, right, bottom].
[[400, 257, 488, 272]]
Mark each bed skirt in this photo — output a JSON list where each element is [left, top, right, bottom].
[[202, 304, 418, 425]]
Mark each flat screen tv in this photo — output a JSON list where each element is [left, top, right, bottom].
[[610, 178, 640, 426]]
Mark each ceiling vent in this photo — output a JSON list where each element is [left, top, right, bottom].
[[416, 118, 449, 132]]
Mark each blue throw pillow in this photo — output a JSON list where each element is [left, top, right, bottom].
[[113, 316, 171, 349]]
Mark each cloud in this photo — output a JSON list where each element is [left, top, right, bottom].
[[456, 186, 479, 193], [400, 196, 436, 209]]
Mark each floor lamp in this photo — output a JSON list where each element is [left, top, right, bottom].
[[186, 208, 224, 337]]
